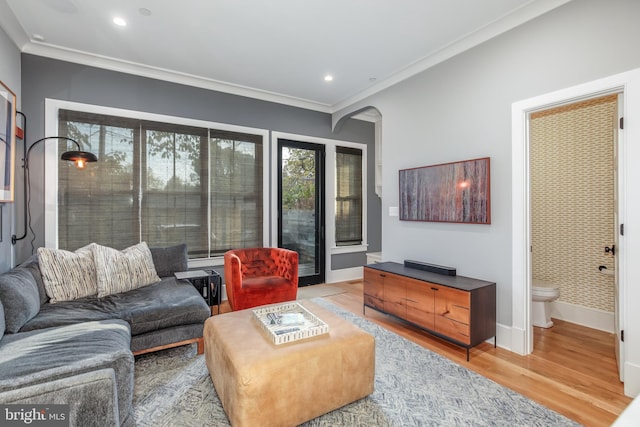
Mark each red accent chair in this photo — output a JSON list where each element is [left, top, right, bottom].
[[224, 248, 299, 311]]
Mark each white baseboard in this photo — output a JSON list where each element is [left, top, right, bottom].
[[483, 323, 514, 353], [624, 361, 640, 398], [326, 266, 363, 284], [551, 300, 614, 333], [505, 324, 526, 355]]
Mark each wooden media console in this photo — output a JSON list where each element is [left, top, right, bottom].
[[363, 262, 496, 360]]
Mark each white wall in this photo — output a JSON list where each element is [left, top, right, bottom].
[[333, 0, 640, 386], [0, 25, 20, 273]]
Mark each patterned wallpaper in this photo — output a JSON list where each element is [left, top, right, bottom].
[[530, 95, 617, 313]]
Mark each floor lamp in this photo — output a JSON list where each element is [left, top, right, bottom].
[[11, 124, 98, 246]]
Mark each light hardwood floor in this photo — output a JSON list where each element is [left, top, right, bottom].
[[316, 280, 632, 427], [218, 280, 631, 425]]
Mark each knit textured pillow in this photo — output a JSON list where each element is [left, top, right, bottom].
[[92, 242, 161, 297], [37, 245, 97, 303]]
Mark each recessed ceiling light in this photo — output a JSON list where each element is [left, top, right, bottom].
[[113, 17, 127, 27], [324, 75, 333, 82]]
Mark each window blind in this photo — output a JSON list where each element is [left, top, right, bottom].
[[57, 109, 263, 258], [335, 146, 363, 246]]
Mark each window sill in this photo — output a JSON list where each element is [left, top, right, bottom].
[[331, 244, 368, 255], [188, 257, 224, 269]]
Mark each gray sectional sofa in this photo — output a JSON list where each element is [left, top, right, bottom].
[[0, 244, 211, 427]]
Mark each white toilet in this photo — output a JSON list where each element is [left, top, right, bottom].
[[532, 279, 560, 328]]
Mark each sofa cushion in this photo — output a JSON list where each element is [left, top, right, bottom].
[[18, 255, 49, 305], [37, 245, 97, 303], [92, 242, 161, 298], [0, 267, 41, 333], [130, 323, 205, 354], [20, 278, 210, 336], [0, 320, 134, 425], [149, 244, 188, 278], [0, 369, 120, 427], [112, 279, 210, 335]]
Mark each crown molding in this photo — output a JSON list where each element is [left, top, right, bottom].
[[21, 42, 334, 113], [3, 0, 571, 115], [0, 1, 28, 49], [332, 0, 573, 113]]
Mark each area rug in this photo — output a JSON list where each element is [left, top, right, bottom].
[[132, 298, 580, 426]]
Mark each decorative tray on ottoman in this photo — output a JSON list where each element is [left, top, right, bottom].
[[252, 302, 330, 345]]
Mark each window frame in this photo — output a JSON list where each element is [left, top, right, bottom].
[[44, 99, 270, 267], [270, 132, 368, 260], [335, 145, 364, 247]]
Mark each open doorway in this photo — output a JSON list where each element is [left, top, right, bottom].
[[529, 94, 620, 377], [511, 71, 636, 391]]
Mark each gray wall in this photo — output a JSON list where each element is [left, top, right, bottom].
[[17, 54, 379, 269], [334, 0, 640, 327], [0, 26, 20, 273]]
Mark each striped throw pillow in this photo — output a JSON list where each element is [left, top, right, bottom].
[[37, 245, 97, 303], [92, 242, 161, 297]]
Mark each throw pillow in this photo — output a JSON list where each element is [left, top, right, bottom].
[[149, 244, 188, 277], [37, 245, 97, 303], [0, 267, 43, 332], [92, 242, 161, 297], [18, 254, 49, 305]]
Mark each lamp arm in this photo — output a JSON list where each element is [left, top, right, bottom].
[[24, 137, 81, 169], [11, 135, 82, 245], [12, 112, 27, 246]]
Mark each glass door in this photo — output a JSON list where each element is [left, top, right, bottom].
[[277, 139, 325, 285]]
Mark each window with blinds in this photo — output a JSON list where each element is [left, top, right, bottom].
[[335, 146, 363, 246], [57, 110, 263, 258]]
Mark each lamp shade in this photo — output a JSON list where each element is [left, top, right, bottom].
[[61, 150, 98, 169]]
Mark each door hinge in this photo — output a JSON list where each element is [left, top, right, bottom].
[[620, 117, 624, 129], [622, 330, 624, 342], [620, 224, 624, 236]]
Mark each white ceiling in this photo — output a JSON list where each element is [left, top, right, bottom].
[[0, 0, 570, 113]]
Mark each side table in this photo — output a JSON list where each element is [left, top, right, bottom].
[[175, 270, 222, 315]]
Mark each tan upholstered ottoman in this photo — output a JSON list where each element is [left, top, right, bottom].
[[204, 300, 375, 427]]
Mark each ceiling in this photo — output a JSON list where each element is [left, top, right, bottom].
[[0, 0, 569, 113]]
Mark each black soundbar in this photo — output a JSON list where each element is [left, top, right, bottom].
[[404, 260, 456, 276]]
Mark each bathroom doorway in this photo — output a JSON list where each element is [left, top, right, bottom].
[[529, 93, 622, 378]]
